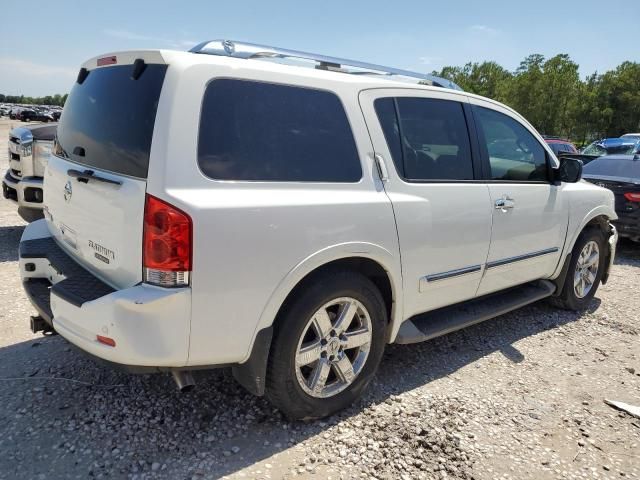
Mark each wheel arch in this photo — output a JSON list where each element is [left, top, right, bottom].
[[257, 243, 403, 343], [552, 207, 616, 282], [232, 243, 403, 396]]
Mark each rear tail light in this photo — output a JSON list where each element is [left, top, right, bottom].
[[143, 194, 192, 287], [624, 192, 640, 202]]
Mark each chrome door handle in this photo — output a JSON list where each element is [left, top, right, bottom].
[[495, 196, 515, 210]]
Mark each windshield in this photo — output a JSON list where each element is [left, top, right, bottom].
[[56, 63, 167, 178], [582, 141, 639, 156]]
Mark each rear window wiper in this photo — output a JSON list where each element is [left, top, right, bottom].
[[67, 169, 122, 186]]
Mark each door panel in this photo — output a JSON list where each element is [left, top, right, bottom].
[[477, 183, 567, 295], [471, 102, 569, 295], [359, 89, 492, 318]]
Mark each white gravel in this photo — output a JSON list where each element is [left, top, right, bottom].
[[0, 118, 638, 479]]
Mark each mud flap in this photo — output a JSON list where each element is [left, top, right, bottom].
[[231, 326, 273, 396]]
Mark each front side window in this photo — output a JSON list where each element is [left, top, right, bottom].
[[374, 97, 474, 181], [198, 79, 362, 182], [475, 107, 548, 182]]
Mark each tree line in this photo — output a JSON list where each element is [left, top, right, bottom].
[[0, 93, 68, 107], [435, 54, 640, 145]]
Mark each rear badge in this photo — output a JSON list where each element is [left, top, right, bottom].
[[89, 240, 115, 264]]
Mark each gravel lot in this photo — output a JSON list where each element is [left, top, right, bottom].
[[0, 117, 638, 480]]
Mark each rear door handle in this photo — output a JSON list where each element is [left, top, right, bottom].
[[495, 195, 515, 211]]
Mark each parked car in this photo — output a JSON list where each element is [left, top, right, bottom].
[[621, 133, 640, 142], [9, 107, 23, 119], [18, 108, 55, 122], [2, 123, 57, 221], [18, 41, 618, 420], [581, 138, 640, 160], [543, 137, 578, 155], [583, 154, 640, 242]]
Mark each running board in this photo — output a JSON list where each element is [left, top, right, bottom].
[[395, 280, 556, 345]]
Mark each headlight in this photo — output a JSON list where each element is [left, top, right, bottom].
[[19, 143, 32, 157]]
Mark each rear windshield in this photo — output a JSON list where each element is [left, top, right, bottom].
[[56, 63, 167, 178], [583, 158, 640, 178]]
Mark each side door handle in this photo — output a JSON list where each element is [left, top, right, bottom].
[[373, 153, 389, 182], [495, 195, 515, 211]]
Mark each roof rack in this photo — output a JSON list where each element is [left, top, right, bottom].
[[189, 39, 462, 91]]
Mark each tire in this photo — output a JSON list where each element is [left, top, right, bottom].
[[550, 228, 606, 310], [265, 270, 387, 420]]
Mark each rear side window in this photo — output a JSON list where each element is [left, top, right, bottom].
[[56, 64, 167, 178], [374, 97, 474, 181], [198, 79, 362, 182], [474, 107, 548, 182]]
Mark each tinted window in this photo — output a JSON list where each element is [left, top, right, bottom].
[[374, 98, 403, 173], [198, 80, 361, 182], [475, 107, 548, 181], [375, 97, 473, 180], [56, 64, 167, 178]]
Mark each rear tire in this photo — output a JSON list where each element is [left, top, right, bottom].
[[550, 228, 606, 310], [265, 270, 387, 420]]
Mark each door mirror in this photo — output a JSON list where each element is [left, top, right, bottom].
[[554, 157, 583, 183]]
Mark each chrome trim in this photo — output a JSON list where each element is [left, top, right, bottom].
[[424, 265, 482, 283], [486, 247, 559, 269], [190, 40, 463, 90], [420, 265, 482, 292], [144, 268, 190, 287]]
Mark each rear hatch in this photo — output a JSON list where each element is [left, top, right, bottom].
[[44, 53, 167, 289]]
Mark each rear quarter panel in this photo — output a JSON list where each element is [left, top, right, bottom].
[[148, 55, 402, 366]]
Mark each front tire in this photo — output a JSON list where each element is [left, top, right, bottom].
[[265, 270, 387, 420], [551, 228, 606, 310]]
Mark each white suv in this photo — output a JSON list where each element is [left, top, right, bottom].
[[18, 40, 618, 419]]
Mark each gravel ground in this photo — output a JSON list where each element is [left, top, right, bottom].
[[0, 117, 638, 479]]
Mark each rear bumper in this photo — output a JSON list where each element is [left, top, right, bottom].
[[19, 219, 191, 368], [2, 169, 45, 211]]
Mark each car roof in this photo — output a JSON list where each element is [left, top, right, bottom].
[[545, 139, 573, 144]]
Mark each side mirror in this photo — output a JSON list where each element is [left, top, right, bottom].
[[554, 157, 583, 183]]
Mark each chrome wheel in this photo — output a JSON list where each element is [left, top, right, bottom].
[[574, 240, 599, 299], [295, 297, 372, 398]]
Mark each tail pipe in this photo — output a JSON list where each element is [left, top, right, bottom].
[[171, 370, 196, 392]]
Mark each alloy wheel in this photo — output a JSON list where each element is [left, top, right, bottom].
[[294, 297, 372, 398], [574, 240, 599, 299]]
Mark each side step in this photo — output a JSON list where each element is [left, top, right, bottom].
[[395, 280, 556, 345]]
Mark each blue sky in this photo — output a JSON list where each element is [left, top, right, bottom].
[[1, 0, 637, 96]]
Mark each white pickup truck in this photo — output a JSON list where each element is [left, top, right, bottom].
[[18, 41, 618, 420], [3, 123, 56, 221]]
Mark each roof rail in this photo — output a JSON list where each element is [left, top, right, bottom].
[[189, 39, 462, 91]]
